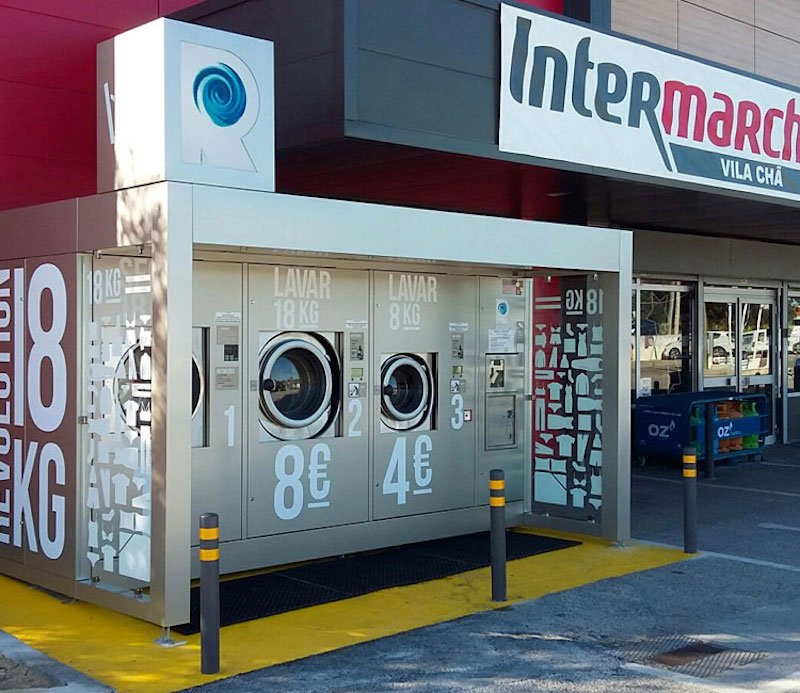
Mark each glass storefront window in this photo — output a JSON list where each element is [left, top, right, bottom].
[[787, 298, 800, 392], [786, 295, 800, 442], [633, 287, 694, 396], [741, 303, 772, 378], [703, 301, 737, 379]]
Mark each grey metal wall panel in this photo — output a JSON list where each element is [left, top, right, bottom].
[[633, 229, 800, 281], [357, 0, 496, 78], [175, 0, 605, 155], [176, 0, 342, 64], [281, 55, 342, 139], [352, 0, 497, 147], [356, 53, 497, 143], [588, 0, 609, 27]]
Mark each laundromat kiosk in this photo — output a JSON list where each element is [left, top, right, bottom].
[[0, 20, 632, 627]]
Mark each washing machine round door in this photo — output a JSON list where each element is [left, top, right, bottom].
[[191, 353, 204, 420], [258, 335, 337, 439], [115, 343, 204, 430], [381, 354, 432, 430], [114, 342, 152, 431]]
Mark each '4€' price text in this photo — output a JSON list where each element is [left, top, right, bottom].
[[383, 435, 433, 504]]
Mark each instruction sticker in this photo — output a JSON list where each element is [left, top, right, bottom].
[[215, 311, 242, 323], [488, 328, 515, 353], [216, 324, 239, 345], [451, 332, 464, 359], [215, 367, 239, 391], [350, 332, 365, 360]]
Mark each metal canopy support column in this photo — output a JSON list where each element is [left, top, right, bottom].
[[782, 283, 789, 444], [600, 233, 633, 544], [150, 182, 193, 626]]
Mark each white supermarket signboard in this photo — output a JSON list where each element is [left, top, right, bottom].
[[500, 4, 800, 202]]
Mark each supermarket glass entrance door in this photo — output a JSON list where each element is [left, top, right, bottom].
[[703, 290, 777, 444]]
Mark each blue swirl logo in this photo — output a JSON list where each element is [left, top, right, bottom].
[[193, 63, 247, 127]]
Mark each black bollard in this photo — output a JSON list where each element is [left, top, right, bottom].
[[489, 469, 507, 602], [199, 512, 220, 675], [682, 447, 698, 554]]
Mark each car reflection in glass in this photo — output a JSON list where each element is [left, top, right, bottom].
[[268, 352, 321, 420]]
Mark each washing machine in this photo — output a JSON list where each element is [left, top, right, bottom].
[[114, 340, 204, 435], [256, 330, 340, 441], [191, 261, 244, 544], [191, 328, 206, 448], [247, 264, 370, 539], [379, 352, 435, 432], [372, 270, 478, 522], [113, 341, 152, 431]]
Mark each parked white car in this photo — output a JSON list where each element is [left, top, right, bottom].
[[660, 331, 735, 360]]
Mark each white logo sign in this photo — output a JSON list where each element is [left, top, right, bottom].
[[181, 42, 260, 171]]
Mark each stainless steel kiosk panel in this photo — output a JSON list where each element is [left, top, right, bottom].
[[477, 277, 527, 502], [247, 265, 369, 537], [191, 261, 244, 543], [372, 271, 477, 520]]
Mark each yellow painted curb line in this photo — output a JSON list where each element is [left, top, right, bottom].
[[0, 535, 688, 693]]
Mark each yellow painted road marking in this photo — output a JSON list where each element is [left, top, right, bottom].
[[0, 531, 687, 693]]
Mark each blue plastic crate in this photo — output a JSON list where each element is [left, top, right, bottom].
[[633, 391, 767, 462]]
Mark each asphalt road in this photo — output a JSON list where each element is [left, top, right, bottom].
[[183, 446, 800, 692]]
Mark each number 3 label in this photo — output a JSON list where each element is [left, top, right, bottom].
[[451, 393, 464, 430]]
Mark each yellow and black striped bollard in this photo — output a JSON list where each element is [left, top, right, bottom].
[[489, 469, 507, 601], [199, 512, 220, 674], [683, 447, 698, 554]]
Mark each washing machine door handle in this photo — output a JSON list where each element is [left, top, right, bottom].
[[382, 383, 395, 396], [262, 377, 277, 392]]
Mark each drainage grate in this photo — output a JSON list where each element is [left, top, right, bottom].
[[615, 635, 768, 679], [650, 641, 727, 668]]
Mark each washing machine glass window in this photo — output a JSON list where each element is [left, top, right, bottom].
[[114, 342, 152, 431], [381, 354, 432, 429], [258, 336, 339, 437]]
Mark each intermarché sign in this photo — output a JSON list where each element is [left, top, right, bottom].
[[500, 4, 800, 200]]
